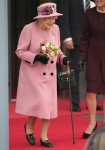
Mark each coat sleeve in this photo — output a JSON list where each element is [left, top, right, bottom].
[[15, 25, 35, 65], [57, 0, 71, 40], [55, 24, 66, 66], [79, 12, 91, 60]]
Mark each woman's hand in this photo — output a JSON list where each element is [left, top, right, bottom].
[[33, 55, 49, 64], [63, 57, 69, 65], [77, 59, 85, 71], [64, 40, 74, 50]]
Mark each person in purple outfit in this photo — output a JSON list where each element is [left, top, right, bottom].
[[57, 0, 102, 112], [78, 0, 105, 139]]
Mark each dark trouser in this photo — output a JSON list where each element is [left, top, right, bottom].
[[69, 46, 80, 108]]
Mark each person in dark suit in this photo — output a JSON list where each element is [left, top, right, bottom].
[[57, 0, 97, 112], [78, 0, 105, 138]]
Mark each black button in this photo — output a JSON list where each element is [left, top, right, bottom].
[[51, 61, 54, 63], [43, 72, 46, 75], [50, 73, 54, 76]]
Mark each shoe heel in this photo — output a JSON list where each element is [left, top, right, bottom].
[[40, 139, 53, 147], [24, 123, 35, 145], [82, 123, 98, 139], [93, 123, 97, 131], [40, 139, 43, 145]]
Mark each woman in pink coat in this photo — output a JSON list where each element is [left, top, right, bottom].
[[15, 2, 69, 148]]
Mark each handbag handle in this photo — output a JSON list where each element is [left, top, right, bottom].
[[67, 61, 71, 76]]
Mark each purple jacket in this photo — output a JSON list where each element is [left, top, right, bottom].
[[80, 7, 105, 81]]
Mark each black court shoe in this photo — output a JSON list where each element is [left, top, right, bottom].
[[96, 105, 103, 111], [24, 124, 35, 145], [82, 123, 97, 139], [40, 139, 53, 147], [86, 105, 103, 111], [72, 107, 81, 112]]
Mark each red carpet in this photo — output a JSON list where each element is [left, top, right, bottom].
[[9, 99, 102, 150]]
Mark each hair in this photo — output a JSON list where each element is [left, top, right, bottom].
[[84, 124, 105, 150]]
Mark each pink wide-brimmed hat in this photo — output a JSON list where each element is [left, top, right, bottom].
[[33, 2, 63, 19]]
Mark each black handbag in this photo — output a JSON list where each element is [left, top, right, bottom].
[[57, 70, 69, 90], [57, 56, 77, 91], [57, 55, 68, 90]]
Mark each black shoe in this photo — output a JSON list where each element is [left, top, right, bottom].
[[24, 124, 35, 145], [40, 139, 53, 147], [82, 123, 97, 139], [96, 105, 103, 111], [72, 107, 81, 112]]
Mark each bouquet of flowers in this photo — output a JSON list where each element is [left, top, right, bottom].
[[39, 42, 58, 59]]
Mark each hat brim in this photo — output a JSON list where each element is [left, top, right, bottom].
[[33, 13, 63, 19]]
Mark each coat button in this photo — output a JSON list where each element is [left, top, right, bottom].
[[50, 73, 54, 76], [43, 72, 46, 75], [51, 61, 54, 63]]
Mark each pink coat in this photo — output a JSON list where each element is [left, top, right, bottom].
[[15, 21, 65, 119]]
